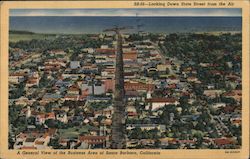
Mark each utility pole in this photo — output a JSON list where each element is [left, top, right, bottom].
[[103, 26, 132, 149]]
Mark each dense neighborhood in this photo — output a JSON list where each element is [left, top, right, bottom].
[[9, 31, 242, 149]]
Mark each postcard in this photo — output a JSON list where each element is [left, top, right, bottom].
[[0, 1, 249, 159]]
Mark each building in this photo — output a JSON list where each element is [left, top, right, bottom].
[[126, 124, 166, 133], [145, 98, 179, 111], [9, 72, 26, 84], [125, 82, 155, 92], [78, 135, 108, 149], [70, 61, 81, 69], [56, 112, 68, 123]]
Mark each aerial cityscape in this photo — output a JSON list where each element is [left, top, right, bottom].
[[8, 9, 242, 149]]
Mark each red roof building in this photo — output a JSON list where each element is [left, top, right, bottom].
[[214, 138, 234, 146]]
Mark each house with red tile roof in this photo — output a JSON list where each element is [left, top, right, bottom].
[[124, 82, 155, 92], [9, 72, 26, 84], [222, 90, 242, 102], [67, 86, 80, 95], [213, 138, 235, 146]]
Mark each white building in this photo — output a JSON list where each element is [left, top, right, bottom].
[[56, 113, 68, 123], [145, 98, 179, 111]]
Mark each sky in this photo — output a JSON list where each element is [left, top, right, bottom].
[[10, 8, 241, 17]]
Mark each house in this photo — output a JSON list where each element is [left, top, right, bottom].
[[81, 64, 98, 74], [14, 131, 52, 149], [56, 112, 68, 123], [44, 63, 61, 72], [64, 95, 79, 101], [103, 119, 112, 126], [104, 79, 115, 92], [34, 134, 51, 149], [187, 76, 200, 83], [15, 96, 35, 106], [126, 105, 137, 113], [20, 146, 37, 149], [48, 49, 66, 56], [67, 86, 80, 95], [95, 55, 107, 64], [45, 112, 56, 120], [126, 139, 139, 148], [101, 45, 109, 49], [62, 73, 85, 80], [26, 106, 31, 118], [95, 48, 116, 54], [58, 138, 69, 147], [203, 90, 224, 98], [231, 118, 241, 127], [125, 90, 140, 101], [124, 82, 155, 92], [166, 76, 180, 84], [211, 103, 226, 109], [87, 96, 112, 103], [124, 72, 137, 79], [124, 62, 140, 73], [82, 48, 94, 54], [94, 107, 113, 119], [43, 93, 62, 102], [26, 77, 40, 88], [34, 113, 46, 125], [101, 69, 115, 79], [213, 138, 235, 147], [177, 139, 196, 146], [222, 90, 241, 102], [123, 52, 137, 61], [157, 64, 171, 72], [159, 138, 170, 146], [9, 72, 26, 84], [81, 83, 105, 95], [44, 59, 67, 67], [55, 80, 72, 87], [127, 112, 138, 119], [207, 84, 215, 89], [139, 139, 155, 147]]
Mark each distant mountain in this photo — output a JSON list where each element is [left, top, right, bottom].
[[9, 30, 35, 34]]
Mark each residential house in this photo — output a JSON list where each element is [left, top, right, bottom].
[[9, 72, 26, 84]]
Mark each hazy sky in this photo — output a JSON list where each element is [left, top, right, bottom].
[[10, 8, 241, 17]]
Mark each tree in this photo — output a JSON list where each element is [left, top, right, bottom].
[[9, 104, 21, 124], [179, 96, 190, 115], [45, 103, 53, 113], [154, 139, 161, 148], [129, 127, 143, 139], [48, 136, 61, 149], [45, 119, 53, 127]]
